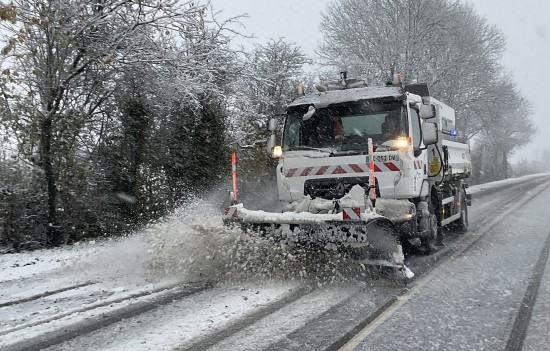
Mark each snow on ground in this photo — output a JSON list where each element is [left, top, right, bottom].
[[206, 285, 362, 351], [467, 173, 549, 195], [0, 240, 97, 283], [0, 233, 161, 308], [0, 195, 371, 350], [0, 173, 548, 350], [0, 234, 152, 284], [351, 182, 550, 351], [2, 173, 546, 288], [48, 284, 301, 351], [0, 173, 546, 290], [1, 285, 183, 348]]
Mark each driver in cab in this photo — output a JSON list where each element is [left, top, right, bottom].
[[381, 113, 400, 142], [332, 114, 344, 142]]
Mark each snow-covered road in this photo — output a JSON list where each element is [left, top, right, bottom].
[[342, 177, 550, 351], [1, 174, 550, 351]]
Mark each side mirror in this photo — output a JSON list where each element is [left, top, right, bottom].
[[419, 104, 436, 119], [266, 134, 276, 154], [268, 118, 278, 131], [422, 122, 438, 145]]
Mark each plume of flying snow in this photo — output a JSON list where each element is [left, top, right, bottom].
[[144, 196, 381, 285]]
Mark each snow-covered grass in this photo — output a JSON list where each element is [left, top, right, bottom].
[[467, 173, 550, 195], [0, 234, 155, 287]]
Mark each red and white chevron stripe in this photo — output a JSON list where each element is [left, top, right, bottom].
[[342, 207, 361, 220], [284, 162, 400, 178], [224, 206, 238, 218]]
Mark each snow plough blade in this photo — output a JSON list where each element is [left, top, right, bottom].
[[338, 217, 404, 268], [223, 206, 405, 270]]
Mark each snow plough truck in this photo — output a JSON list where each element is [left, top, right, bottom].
[[224, 73, 471, 277]]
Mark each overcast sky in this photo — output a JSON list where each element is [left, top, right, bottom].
[[210, 0, 550, 162]]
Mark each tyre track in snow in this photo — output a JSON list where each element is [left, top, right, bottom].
[[331, 178, 550, 351], [171, 176, 550, 351], [0, 281, 96, 308], [201, 176, 550, 351], [256, 283, 402, 351], [404, 174, 550, 277], [1, 281, 212, 351], [505, 229, 550, 351], [157, 177, 538, 350], [174, 285, 314, 351], [3, 176, 549, 351], [195, 176, 550, 351]]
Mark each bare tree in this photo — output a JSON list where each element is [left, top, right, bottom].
[[221, 39, 310, 208], [471, 81, 536, 183], [0, 0, 216, 245], [318, 0, 536, 183], [318, 0, 511, 138], [228, 39, 309, 148]]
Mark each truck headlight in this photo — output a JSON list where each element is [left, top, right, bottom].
[[395, 137, 410, 149], [272, 146, 283, 158]]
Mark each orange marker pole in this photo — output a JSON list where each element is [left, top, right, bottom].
[[231, 150, 238, 205], [368, 138, 376, 206]]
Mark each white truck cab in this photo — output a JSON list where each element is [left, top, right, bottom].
[[269, 78, 471, 250]]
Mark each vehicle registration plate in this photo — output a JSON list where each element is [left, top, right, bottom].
[[366, 154, 400, 162]]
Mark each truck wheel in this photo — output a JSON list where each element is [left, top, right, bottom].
[[419, 192, 441, 254], [455, 190, 468, 232], [419, 212, 438, 254]]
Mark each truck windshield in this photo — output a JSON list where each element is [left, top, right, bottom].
[[283, 99, 407, 153]]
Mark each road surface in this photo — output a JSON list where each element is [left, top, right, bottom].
[[1, 175, 549, 350]]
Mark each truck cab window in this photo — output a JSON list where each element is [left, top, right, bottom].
[[283, 99, 407, 153]]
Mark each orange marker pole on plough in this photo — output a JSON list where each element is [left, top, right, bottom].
[[231, 150, 238, 205], [368, 138, 376, 209]]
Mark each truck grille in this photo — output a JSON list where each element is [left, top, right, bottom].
[[304, 177, 377, 199]]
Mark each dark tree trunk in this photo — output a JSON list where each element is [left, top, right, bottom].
[[41, 116, 61, 246], [502, 150, 509, 179]]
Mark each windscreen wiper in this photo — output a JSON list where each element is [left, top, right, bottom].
[[330, 149, 368, 156], [291, 146, 334, 153]]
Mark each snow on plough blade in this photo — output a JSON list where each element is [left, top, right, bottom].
[[223, 204, 406, 271]]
